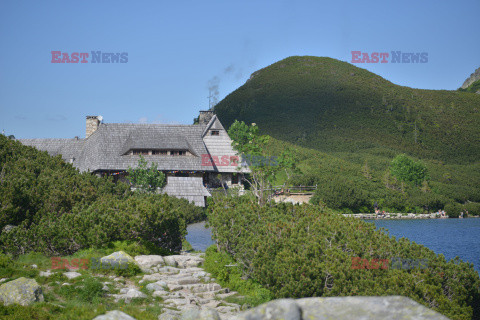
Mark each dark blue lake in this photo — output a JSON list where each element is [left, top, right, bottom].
[[187, 218, 480, 272], [366, 218, 480, 272]]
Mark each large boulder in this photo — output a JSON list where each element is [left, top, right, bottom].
[[0, 277, 44, 306], [234, 299, 300, 320], [233, 296, 450, 320], [134, 255, 165, 273], [164, 255, 203, 268], [100, 251, 137, 269]]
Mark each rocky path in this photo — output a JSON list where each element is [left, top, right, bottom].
[[104, 252, 241, 319], [0, 251, 241, 320]]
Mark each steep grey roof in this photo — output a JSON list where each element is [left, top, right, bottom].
[[120, 134, 193, 155], [20, 123, 215, 172], [20, 138, 85, 162], [162, 176, 210, 206], [162, 176, 211, 197]]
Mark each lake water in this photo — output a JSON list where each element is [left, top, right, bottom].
[[365, 218, 480, 272], [186, 221, 215, 252], [187, 218, 480, 272]]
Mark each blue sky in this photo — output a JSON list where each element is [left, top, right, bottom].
[[1, 0, 478, 139]]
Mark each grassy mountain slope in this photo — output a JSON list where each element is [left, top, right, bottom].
[[214, 56, 480, 213], [214, 56, 480, 164]]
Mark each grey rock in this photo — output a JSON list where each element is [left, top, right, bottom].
[[110, 288, 147, 303], [0, 277, 44, 306], [63, 271, 82, 279], [93, 310, 137, 320], [234, 296, 450, 320], [181, 308, 220, 320], [146, 281, 167, 291], [163, 256, 178, 267], [235, 299, 300, 320], [461, 66, 480, 89], [142, 273, 164, 282], [159, 309, 181, 320], [296, 296, 450, 320], [124, 288, 147, 299], [135, 255, 165, 273], [39, 270, 53, 277], [159, 314, 180, 320], [152, 290, 170, 297], [2, 225, 16, 234], [158, 266, 181, 274], [100, 251, 136, 269], [172, 255, 204, 268]]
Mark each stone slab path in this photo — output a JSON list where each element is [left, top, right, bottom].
[[105, 252, 241, 320]]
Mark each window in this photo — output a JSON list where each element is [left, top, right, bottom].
[[211, 130, 220, 136], [133, 149, 149, 155], [131, 149, 187, 156]]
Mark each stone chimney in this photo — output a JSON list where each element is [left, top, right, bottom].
[[198, 110, 214, 125], [86, 116, 102, 138]]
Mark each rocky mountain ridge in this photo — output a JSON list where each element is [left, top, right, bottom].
[[461, 66, 480, 90]]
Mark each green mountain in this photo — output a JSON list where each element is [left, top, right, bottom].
[[214, 56, 480, 164], [213, 56, 480, 213]]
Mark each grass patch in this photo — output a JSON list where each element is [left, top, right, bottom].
[[203, 245, 272, 307]]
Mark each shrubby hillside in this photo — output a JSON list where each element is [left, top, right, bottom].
[[207, 197, 480, 320], [265, 137, 480, 215], [214, 56, 480, 214], [0, 134, 202, 256], [214, 56, 480, 163]]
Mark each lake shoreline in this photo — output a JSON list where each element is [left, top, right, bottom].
[[343, 213, 478, 220]]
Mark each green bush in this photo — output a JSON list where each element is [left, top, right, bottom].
[[463, 202, 480, 216], [208, 198, 480, 320], [0, 253, 14, 278], [390, 154, 428, 186], [203, 245, 273, 307], [444, 202, 462, 218], [0, 134, 130, 231], [310, 178, 370, 212], [0, 194, 186, 256]]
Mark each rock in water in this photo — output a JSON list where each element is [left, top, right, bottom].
[[0, 277, 44, 306], [93, 310, 137, 320]]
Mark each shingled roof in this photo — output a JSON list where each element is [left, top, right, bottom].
[[20, 123, 215, 172]]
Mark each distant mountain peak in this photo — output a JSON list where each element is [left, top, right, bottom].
[[461, 66, 480, 90]]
